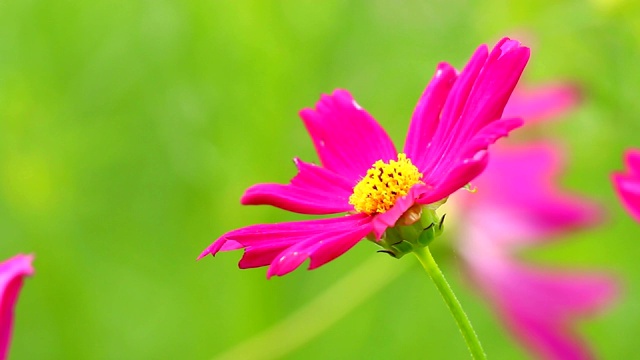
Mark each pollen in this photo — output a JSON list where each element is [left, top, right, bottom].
[[349, 153, 423, 215]]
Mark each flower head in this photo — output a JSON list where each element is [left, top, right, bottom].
[[200, 37, 530, 277], [612, 149, 640, 222], [0, 254, 34, 360]]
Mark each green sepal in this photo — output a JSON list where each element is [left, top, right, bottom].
[[435, 214, 446, 237], [373, 208, 447, 258], [390, 240, 414, 257], [418, 223, 436, 247]]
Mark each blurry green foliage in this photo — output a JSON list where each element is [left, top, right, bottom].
[[0, 0, 639, 358]]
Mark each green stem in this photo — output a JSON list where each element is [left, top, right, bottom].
[[413, 246, 486, 360]]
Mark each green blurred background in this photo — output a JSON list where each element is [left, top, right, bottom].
[[2, 0, 639, 358]]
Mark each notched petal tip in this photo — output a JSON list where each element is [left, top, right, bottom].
[[197, 243, 222, 261], [494, 37, 530, 56], [497, 37, 520, 52], [435, 62, 458, 78], [266, 251, 308, 279], [3, 254, 35, 276], [624, 148, 640, 173]]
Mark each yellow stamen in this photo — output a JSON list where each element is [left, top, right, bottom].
[[349, 153, 423, 215]]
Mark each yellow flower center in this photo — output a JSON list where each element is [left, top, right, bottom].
[[349, 153, 423, 215]]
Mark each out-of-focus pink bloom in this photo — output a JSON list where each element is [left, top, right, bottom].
[[503, 83, 580, 124], [458, 144, 601, 247], [0, 254, 34, 360], [612, 149, 640, 222], [199, 38, 530, 277], [457, 144, 617, 359]]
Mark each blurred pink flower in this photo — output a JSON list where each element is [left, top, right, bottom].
[[0, 254, 34, 360], [612, 149, 640, 222], [199, 37, 530, 277], [503, 83, 580, 123], [454, 87, 618, 359]]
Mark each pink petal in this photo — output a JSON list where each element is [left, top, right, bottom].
[[198, 213, 370, 259], [462, 39, 531, 132], [497, 265, 617, 360], [456, 140, 616, 359], [416, 150, 488, 206], [241, 158, 354, 214], [461, 232, 617, 360], [439, 39, 529, 156], [433, 45, 489, 148], [459, 118, 524, 157], [267, 220, 373, 278], [416, 117, 523, 205], [300, 89, 397, 183], [239, 242, 299, 269], [613, 174, 640, 222], [405, 38, 529, 203], [199, 214, 373, 277], [306, 226, 371, 270], [500, 267, 618, 315], [0, 254, 34, 360], [505, 315, 593, 360], [612, 148, 640, 222], [624, 148, 640, 175], [503, 83, 580, 124], [403, 63, 458, 168], [460, 143, 602, 245]]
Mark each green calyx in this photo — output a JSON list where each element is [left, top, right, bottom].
[[374, 207, 446, 259]]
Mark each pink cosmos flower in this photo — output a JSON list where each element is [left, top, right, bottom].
[[454, 89, 618, 359], [199, 37, 530, 277], [0, 254, 34, 360], [612, 149, 640, 222]]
